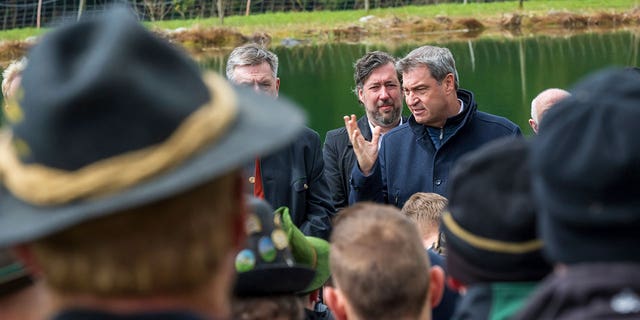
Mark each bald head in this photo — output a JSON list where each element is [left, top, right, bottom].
[[529, 88, 571, 134]]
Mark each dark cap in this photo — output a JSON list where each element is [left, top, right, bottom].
[[234, 198, 315, 297], [443, 137, 551, 285], [532, 67, 640, 264]]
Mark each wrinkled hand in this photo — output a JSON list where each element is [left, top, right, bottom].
[[344, 114, 381, 175]]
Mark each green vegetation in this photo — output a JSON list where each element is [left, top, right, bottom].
[[148, 0, 639, 33], [1, 0, 638, 45], [0, 27, 46, 41]]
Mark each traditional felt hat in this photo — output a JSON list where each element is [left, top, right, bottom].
[[275, 206, 330, 294], [0, 7, 305, 247], [234, 197, 315, 296], [443, 137, 551, 285], [531, 67, 640, 264]]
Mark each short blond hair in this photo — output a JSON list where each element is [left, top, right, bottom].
[[2, 58, 27, 99], [31, 170, 242, 297], [330, 202, 430, 319], [401, 192, 447, 234]]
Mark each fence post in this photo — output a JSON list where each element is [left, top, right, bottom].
[[217, 0, 225, 24], [246, 0, 251, 16], [78, 0, 86, 20], [36, 0, 43, 28]]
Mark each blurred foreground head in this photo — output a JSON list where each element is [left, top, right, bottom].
[[531, 67, 640, 265], [443, 137, 551, 286], [0, 6, 304, 318], [325, 202, 442, 320]]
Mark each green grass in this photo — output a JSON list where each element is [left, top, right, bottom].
[[0, 27, 46, 41], [2, 0, 639, 41]]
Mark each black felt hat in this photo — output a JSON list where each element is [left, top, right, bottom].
[[443, 137, 551, 285], [531, 67, 640, 264], [0, 7, 305, 247], [234, 197, 315, 297]]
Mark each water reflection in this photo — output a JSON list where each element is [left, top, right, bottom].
[[232, 30, 638, 137]]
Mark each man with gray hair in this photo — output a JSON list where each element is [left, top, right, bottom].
[[226, 43, 335, 240], [323, 51, 406, 210], [528, 88, 570, 134], [347, 45, 520, 208]]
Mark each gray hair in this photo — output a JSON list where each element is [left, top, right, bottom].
[[225, 43, 279, 81], [2, 57, 28, 99], [396, 46, 459, 89], [530, 88, 571, 124], [353, 51, 400, 98]]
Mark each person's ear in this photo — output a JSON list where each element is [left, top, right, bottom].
[[357, 87, 365, 105], [324, 286, 348, 320], [446, 276, 467, 295], [528, 119, 538, 134], [444, 73, 456, 94], [275, 77, 280, 97], [429, 265, 445, 308], [11, 244, 43, 277]]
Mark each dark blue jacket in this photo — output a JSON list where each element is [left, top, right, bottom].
[[247, 127, 335, 240], [349, 89, 521, 208]]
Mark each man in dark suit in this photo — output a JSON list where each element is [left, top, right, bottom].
[[226, 43, 335, 240], [323, 51, 405, 210]]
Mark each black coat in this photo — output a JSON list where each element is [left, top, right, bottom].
[[514, 263, 640, 320], [247, 127, 335, 240], [322, 115, 372, 211]]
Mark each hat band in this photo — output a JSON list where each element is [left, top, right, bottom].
[[0, 72, 237, 205], [442, 212, 543, 254]]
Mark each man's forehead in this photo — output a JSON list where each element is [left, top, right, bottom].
[[364, 63, 399, 84], [233, 65, 275, 80]]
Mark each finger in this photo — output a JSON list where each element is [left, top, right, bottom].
[[344, 114, 357, 139], [370, 126, 382, 147]]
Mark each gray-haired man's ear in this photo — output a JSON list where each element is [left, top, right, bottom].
[[529, 118, 539, 134]]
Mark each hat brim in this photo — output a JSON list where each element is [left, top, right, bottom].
[[234, 264, 316, 297], [0, 84, 305, 247], [301, 236, 330, 294]]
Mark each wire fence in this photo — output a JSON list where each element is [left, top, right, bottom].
[[0, 0, 518, 31]]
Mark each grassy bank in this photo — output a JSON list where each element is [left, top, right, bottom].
[[1, 0, 640, 62]]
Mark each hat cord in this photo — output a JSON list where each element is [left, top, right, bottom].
[[0, 72, 237, 205]]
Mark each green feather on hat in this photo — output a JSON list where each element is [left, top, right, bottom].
[[275, 206, 330, 294]]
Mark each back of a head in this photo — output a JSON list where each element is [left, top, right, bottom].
[[532, 67, 640, 265], [330, 202, 430, 319], [402, 192, 447, 232], [0, 6, 305, 300], [443, 137, 551, 285]]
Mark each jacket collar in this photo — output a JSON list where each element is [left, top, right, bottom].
[[408, 88, 477, 142]]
